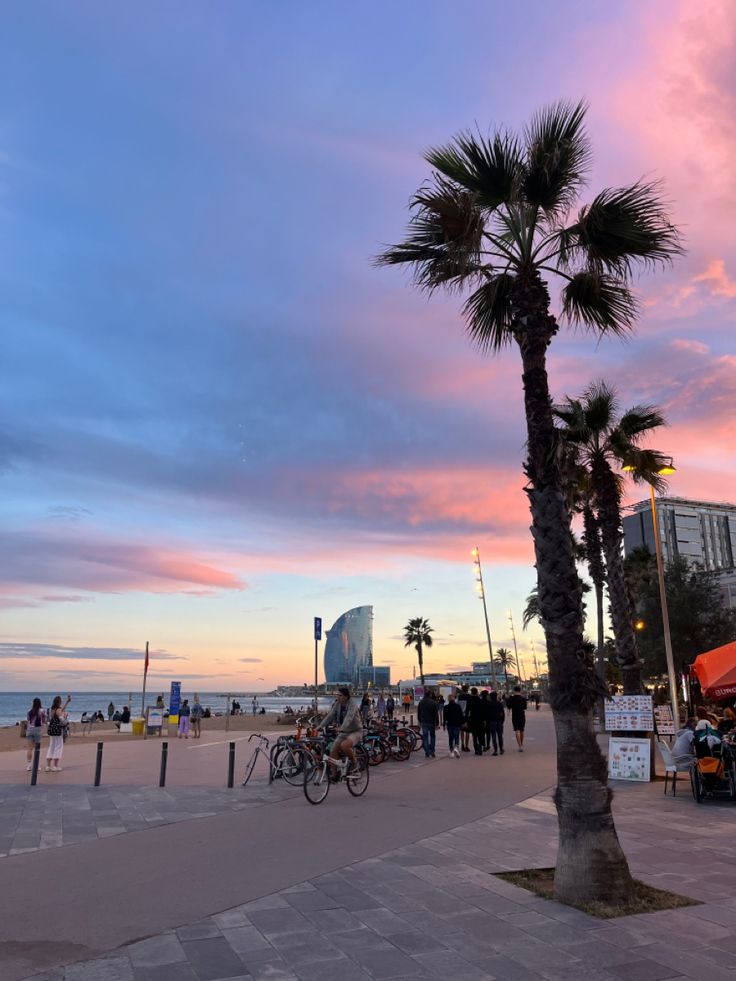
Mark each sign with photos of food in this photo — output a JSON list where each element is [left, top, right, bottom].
[[604, 695, 654, 732], [608, 737, 651, 782]]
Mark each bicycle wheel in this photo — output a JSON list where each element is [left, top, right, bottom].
[[304, 758, 330, 804], [347, 747, 370, 797], [241, 750, 258, 787], [390, 736, 411, 762], [275, 746, 305, 787], [366, 739, 386, 766]]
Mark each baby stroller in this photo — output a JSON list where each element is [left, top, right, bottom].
[[690, 728, 736, 802]]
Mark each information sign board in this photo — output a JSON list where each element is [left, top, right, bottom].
[[604, 695, 653, 732], [169, 681, 181, 723], [146, 708, 164, 730], [654, 704, 675, 735], [314, 617, 322, 641], [608, 736, 651, 782]]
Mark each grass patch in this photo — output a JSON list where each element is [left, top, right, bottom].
[[495, 868, 697, 919]]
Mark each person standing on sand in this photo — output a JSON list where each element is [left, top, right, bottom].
[[376, 692, 386, 719], [252, 696, 258, 716], [190, 694, 203, 739], [507, 685, 527, 751], [45, 695, 71, 772], [107, 701, 115, 720], [25, 698, 46, 771], [178, 699, 191, 739]]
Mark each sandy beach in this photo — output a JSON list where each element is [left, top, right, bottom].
[[0, 712, 293, 753]]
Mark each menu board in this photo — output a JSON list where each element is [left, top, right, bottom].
[[608, 737, 651, 782], [654, 704, 675, 735], [604, 695, 653, 732]]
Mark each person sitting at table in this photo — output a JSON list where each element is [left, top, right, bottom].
[[717, 707, 736, 735], [672, 718, 697, 764]]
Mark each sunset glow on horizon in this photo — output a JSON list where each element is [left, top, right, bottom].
[[1, 1, 735, 691]]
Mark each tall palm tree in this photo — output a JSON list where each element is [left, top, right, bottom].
[[554, 382, 671, 695], [494, 647, 516, 691], [403, 617, 433, 686], [378, 101, 681, 904]]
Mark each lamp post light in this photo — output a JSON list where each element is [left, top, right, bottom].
[[507, 610, 524, 683], [472, 547, 498, 688], [623, 457, 679, 728]]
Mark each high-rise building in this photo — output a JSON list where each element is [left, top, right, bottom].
[[358, 665, 391, 688], [323, 606, 373, 685], [623, 496, 736, 608]]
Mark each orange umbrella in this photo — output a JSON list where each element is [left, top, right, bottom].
[[693, 640, 736, 700]]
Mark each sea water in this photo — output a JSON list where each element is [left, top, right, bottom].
[[0, 692, 335, 727]]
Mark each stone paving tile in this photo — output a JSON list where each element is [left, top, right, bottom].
[[125, 933, 187, 968], [180, 938, 248, 980], [350, 946, 424, 979], [64, 956, 136, 981]]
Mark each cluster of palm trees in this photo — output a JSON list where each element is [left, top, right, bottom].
[[379, 100, 682, 905]]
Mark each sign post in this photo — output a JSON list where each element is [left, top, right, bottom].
[[313, 617, 322, 714], [169, 681, 181, 728]]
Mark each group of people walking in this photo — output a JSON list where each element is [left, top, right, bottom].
[[417, 685, 528, 759]]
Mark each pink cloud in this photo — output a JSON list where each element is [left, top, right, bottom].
[[693, 259, 736, 299], [0, 529, 246, 598]]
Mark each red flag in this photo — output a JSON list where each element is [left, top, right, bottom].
[[144, 642, 149, 675]]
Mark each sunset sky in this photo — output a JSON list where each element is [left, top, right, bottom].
[[1, 1, 735, 692]]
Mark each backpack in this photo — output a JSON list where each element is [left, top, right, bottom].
[[48, 713, 63, 737]]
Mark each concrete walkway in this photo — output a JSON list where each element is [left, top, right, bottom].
[[23, 779, 736, 981]]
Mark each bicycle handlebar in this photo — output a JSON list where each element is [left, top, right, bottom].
[[248, 732, 270, 745]]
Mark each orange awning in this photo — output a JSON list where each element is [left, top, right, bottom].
[[693, 641, 736, 700]]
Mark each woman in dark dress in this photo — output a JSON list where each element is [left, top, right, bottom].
[[507, 686, 527, 752]]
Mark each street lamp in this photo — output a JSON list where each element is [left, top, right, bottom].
[[472, 547, 498, 687], [623, 456, 679, 728], [508, 610, 524, 683]]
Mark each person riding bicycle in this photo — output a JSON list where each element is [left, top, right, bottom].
[[318, 687, 362, 776]]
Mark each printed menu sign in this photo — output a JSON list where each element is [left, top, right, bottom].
[[604, 695, 654, 732], [654, 704, 675, 735], [608, 737, 651, 782]]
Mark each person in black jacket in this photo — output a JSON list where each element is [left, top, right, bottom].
[[465, 687, 485, 755], [487, 690, 505, 755], [507, 686, 527, 751], [480, 690, 492, 751], [457, 684, 471, 752], [443, 693, 464, 758], [417, 691, 439, 758]]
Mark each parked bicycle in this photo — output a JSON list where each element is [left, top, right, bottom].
[[242, 733, 308, 788]]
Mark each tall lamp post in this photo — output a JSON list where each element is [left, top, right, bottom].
[[472, 547, 498, 688], [624, 457, 679, 728], [508, 610, 524, 683]]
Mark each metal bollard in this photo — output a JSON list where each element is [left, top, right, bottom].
[[94, 741, 104, 787], [227, 741, 235, 788], [410, 714, 414, 726], [159, 741, 169, 787], [30, 744, 41, 786]]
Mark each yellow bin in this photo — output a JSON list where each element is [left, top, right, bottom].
[[131, 718, 145, 736]]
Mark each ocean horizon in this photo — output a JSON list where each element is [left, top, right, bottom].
[[0, 691, 334, 728]]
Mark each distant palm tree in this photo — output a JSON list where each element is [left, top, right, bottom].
[[494, 647, 516, 691], [378, 100, 680, 905], [403, 617, 433, 686], [554, 382, 671, 694]]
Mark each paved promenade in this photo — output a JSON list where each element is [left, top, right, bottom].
[[2, 710, 733, 981]]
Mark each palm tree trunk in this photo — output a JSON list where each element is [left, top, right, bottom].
[[417, 642, 425, 686], [582, 505, 607, 683], [593, 462, 642, 695], [513, 274, 634, 905]]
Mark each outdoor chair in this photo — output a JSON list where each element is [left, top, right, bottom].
[[658, 740, 691, 796]]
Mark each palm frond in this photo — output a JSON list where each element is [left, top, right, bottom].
[[376, 176, 485, 291], [522, 100, 591, 214], [615, 405, 667, 441], [425, 130, 522, 211], [561, 270, 638, 334], [618, 447, 671, 492], [581, 381, 619, 434], [568, 181, 683, 275], [462, 273, 515, 352]]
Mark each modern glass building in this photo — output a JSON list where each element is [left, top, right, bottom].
[[623, 496, 736, 608], [323, 605, 373, 686], [358, 665, 391, 688]]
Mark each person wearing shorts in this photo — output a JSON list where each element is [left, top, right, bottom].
[[507, 686, 527, 751], [25, 697, 46, 771], [318, 687, 362, 774]]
